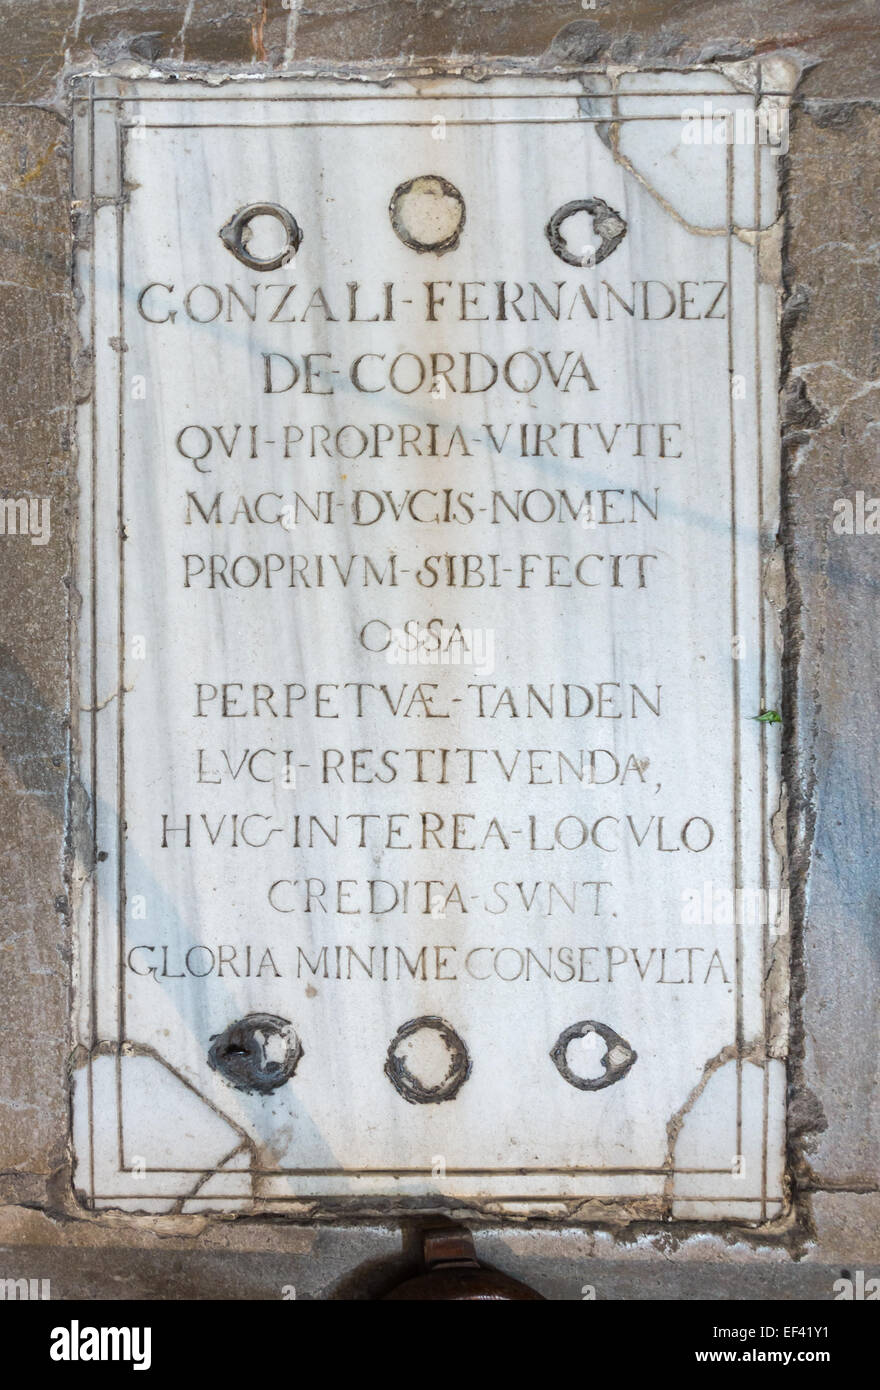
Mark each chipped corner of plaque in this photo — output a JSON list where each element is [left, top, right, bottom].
[[713, 50, 809, 99], [723, 50, 805, 253], [663, 1044, 790, 1224], [70, 1039, 260, 1216], [581, 61, 795, 245]]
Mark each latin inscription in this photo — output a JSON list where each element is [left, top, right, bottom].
[[73, 74, 787, 1217]]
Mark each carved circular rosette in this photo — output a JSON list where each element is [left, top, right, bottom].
[[550, 1019, 637, 1091], [219, 203, 303, 271], [545, 197, 627, 267], [208, 1012, 303, 1093], [388, 175, 466, 254], [384, 1016, 472, 1104]]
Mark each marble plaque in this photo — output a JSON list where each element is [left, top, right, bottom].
[[72, 70, 790, 1219]]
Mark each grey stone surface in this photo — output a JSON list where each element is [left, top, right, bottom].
[[783, 105, 880, 1192], [0, 1207, 876, 1298], [0, 0, 877, 1297], [0, 1, 878, 99], [0, 104, 71, 1180]]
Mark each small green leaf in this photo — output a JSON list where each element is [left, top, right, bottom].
[[753, 709, 782, 725]]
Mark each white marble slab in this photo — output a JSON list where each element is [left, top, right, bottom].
[[72, 70, 788, 1220]]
